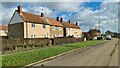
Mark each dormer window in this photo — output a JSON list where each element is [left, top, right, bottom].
[[31, 23, 35, 28]]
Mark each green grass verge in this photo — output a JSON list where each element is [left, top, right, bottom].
[[2, 40, 101, 67]]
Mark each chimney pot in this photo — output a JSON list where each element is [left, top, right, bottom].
[[56, 17, 59, 21], [60, 18, 63, 23], [41, 13, 44, 17], [76, 22, 78, 25], [68, 20, 71, 23], [18, 6, 22, 14]]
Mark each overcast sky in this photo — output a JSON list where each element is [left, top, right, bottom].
[[0, 0, 119, 33]]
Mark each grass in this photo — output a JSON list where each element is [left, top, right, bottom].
[[2, 40, 102, 67]]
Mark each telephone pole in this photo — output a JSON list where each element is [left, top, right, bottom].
[[99, 20, 100, 31]]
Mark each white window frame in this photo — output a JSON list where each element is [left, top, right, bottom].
[[59, 27, 62, 30], [4, 30, 7, 33], [31, 34, 35, 38], [42, 35, 46, 38], [68, 28, 70, 30], [59, 34, 62, 37], [31, 23, 35, 28], [52, 34, 56, 38], [73, 29, 74, 31], [52, 26, 56, 30]]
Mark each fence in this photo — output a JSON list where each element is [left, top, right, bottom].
[[2, 37, 84, 52]]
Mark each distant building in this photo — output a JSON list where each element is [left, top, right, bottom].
[[89, 29, 101, 39], [105, 30, 118, 38], [105, 30, 113, 35], [83, 29, 101, 40], [0, 25, 8, 39]]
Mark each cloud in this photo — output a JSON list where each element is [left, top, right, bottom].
[[1, 3, 57, 25], [1, 2, 84, 25], [1, 0, 91, 2], [1, 6, 17, 25], [1, 0, 119, 2], [1, 1, 119, 33], [28, 5, 56, 17], [45, 2, 82, 12], [73, 1, 118, 33]]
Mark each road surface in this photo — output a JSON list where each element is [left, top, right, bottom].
[[33, 38, 118, 66]]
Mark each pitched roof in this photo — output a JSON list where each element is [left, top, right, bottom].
[[0, 25, 8, 30], [82, 32, 88, 35], [47, 17, 63, 27], [62, 22, 80, 29], [17, 11, 63, 27], [21, 11, 49, 25], [89, 29, 101, 33]]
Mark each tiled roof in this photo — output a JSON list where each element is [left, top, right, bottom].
[[89, 29, 101, 33], [47, 17, 63, 27], [62, 22, 80, 29], [82, 32, 88, 35], [0, 25, 8, 30], [18, 11, 63, 27], [21, 11, 49, 25]]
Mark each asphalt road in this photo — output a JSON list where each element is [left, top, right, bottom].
[[33, 38, 118, 66]]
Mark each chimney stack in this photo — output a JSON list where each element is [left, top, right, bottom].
[[18, 6, 22, 14], [41, 13, 44, 17], [68, 20, 71, 23], [60, 18, 63, 23], [56, 17, 59, 21], [76, 22, 78, 25]]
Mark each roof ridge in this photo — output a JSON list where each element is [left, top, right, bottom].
[[20, 11, 63, 27], [62, 22, 80, 29], [43, 17, 51, 25]]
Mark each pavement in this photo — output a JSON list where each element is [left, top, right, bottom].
[[31, 38, 118, 66]]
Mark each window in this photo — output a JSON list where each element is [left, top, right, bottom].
[[42, 35, 46, 38], [59, 34, 62, 37], [52, 26, 56, 30], [31, 34, 35, 38], [10, 35, 14, 39], [68, 28, 70, 30], [59, 27, 62, 30], [31, 23, 35, 28], [4, 30, 7, 33], [42, 24, 46, 28], [52, 34, 56, 38]]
